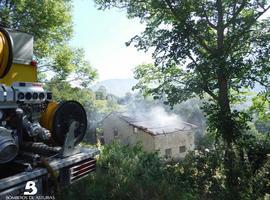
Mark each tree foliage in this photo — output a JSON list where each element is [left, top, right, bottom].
[[95, 86, 108, 100], [95, 0, 270, 198], [0, 0, 72, 57], [250, 92, 270, 121], [0, 0, 97, 85], [58, 143, 198, 200], [58, 142, 270, 200]]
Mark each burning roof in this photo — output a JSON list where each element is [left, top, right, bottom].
[[111, 112, 198, 136]]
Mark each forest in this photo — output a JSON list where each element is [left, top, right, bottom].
[[0, 0, 269, 199]]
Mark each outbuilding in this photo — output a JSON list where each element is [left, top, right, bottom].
[[102, 112, 197, 159]]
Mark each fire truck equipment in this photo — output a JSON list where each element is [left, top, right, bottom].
[[0, 26, 98, 198], [0, 27, 88, 163]]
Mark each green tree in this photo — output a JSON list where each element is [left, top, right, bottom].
[[95, 0, 270, 198], [248, 92, 270, 134], [0, 0, 72, 56], [250, 92, 270, 121], [0, 0, 96, 84], [45, 77, 96, 109], [58, 142, 197, 200], [47, 47, 98, 87], [95, 86, 108, 100]]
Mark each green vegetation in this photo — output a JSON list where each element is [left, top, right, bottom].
[[95, 0, 270, 198], [58, 142, 270, 200], [0, 0, 97, 86], [58, 142, 195, 200], [1, 0, 269, 198]]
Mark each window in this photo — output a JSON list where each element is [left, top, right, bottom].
[[179, 145, 186, 153], [133, 127, 138, 134], [113, 128, 118, 137], [165, 148, 172, 158]]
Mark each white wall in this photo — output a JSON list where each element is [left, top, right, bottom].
[[103, 114, 195, 159], [154, 131, 195, 159], [103, 114, 155, 152], [103, 114, 134, 144], [134, 128, 155, 152]]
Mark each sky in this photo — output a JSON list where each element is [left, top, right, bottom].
[[71, 1, 270, 82], [71, 0, 153, 81]]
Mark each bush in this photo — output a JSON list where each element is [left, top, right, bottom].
[[58, 141, 270, 200], [58, 142, 197, 200]]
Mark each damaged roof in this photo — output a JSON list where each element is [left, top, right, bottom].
[[106, 112, 198, 136]]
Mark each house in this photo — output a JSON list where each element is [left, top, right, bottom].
[[102, 112, 197, 159]]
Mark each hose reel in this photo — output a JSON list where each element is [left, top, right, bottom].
[[0, 27, 13, 78], [41, 101, 87, 146]]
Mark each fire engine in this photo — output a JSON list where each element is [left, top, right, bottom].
[[0, 26, 98, 198]]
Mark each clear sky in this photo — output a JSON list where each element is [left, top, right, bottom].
[[71, 0, 152, 81], [71, 1, 270, 81]]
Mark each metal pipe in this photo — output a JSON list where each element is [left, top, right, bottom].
[[0, 127, 18, 163]]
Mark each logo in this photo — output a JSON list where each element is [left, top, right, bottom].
[[23, 181, 37, 195]]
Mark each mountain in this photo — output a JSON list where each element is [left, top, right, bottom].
[[91, 79, 266, 98], [91, 79, 138, 97]]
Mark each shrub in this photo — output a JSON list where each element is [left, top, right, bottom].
[[58, 142, 197, 200], [58, 141, 270, 200]]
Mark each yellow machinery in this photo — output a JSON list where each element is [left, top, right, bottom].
[[0, 27, 87, 163], [0, 27, 98, 198], [0, 28, 37, 84]]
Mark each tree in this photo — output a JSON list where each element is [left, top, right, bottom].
[[0, 0, 96, 85], [0, 0, 72, 63], [95, 0, 270, 197], [95, 86, 108, 100], [44, 47, 98, 87], [250, 92, 270, 121]]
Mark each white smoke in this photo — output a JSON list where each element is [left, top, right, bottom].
[[128, 106, 184, 128], [147, 106, 182, 126], [123, 97, 203, 134]]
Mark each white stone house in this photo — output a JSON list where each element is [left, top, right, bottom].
[[102, 112, 197, 159]]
